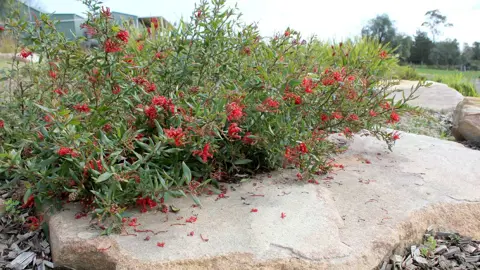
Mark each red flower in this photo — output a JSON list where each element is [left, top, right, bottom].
[[284, 30, 290, 37], [333, 72, 343, 82], [103, 124, 112, 133], [0, 120, 4, 128], [380, 102, 391, 110], [322, 77, 335, 86], [0, 25, 4, 31], [155, 51, 166, 59], [262, 97, 280, 109], [343, 127, 352, 136], [188, 231, 194, 236], [157, 242, 165, 248], [347, 75, 355, 81], [58, 147, 79, 157], [128, 217, 138, 227], [25, 216, 42, 231], [145, 82, 156, 93], [164, 127, 185, 146], [389, 111, 400, 123], [112, 84, 121, 95], [283, 92, 302, 105], [302, 77, 314, 93], [186, 216, 197, 223], [369, 110, 378, 117], [379, 50, 388, 59], [43, 115, 53, 123], [104, 39, 122, 53], [152, 95, 175, 113], [228, 123, 242, 140], [54, 88, 67, 96], [20, 49, 33, 59], [321, 114, 329, 122], [297, 142, 308, 154], [151, 18, 159, 29], [392, 131, 401, 141], [242, 132, 255, 145], [49, 70, 57, 79], [101, 6, 112, 18], [21, 195, 34, 208], [251, 208, 258, 213], [331, 112, 343, 120], [347, 114, 359, 121], [226, 102, 244, 121], [281, 212, 286, 219], [296, 173, 303, 180], [116, 30, 129, 43], [73, 103, 90, 113], [193, 143, 214, 162], [144, 106, 157, 120]]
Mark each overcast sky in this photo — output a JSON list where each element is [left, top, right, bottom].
[[39, 0, 480, 46]]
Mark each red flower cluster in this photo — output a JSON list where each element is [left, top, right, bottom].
[[226, 102, 244, 121], [193, 143, 214, 162], [297, 142, 308, 154], [20, 49, 33, 59], [54, 88, 68, 96], [144, 105, 157, 120], [116, 30, 129, 43], [283, 92, 302, 105], [104, 39, 122, 53], [258, 97, 280, 112], [164, 127, 185, 146], [379, 50, 388, 59], [389, 111, 400, 123], [73, 103, 90, 113], [331, 112, 343, 120], [58, 147, 79, 157], [112, 84, 121, 95], [25, 216, 42, 231], [0, 120, 4, 128], [228, 123, 242, 140], [49, 70, 57, 79], [302, 77, 317, 93], [136, 196, 157, 213], [284, 30, 290, 37], [151, 18, 159, 29], [347, 114, 359, 121], [152, 95, 175, 113], [133, 76, 158, 94], [369, 110, 378, 117], [101, 6, 112, 18], [186, 216, 197, 223], [242, 132, 255, 145], [0, 25, 4, 31]]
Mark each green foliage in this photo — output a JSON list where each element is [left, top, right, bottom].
[[433, 73, 478, 97], [392, 65, 426, 80], [4, 199, 20, 216], [0, 0, 416, 229]]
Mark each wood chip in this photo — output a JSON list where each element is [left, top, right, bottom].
[[8, 251, 35, 269]]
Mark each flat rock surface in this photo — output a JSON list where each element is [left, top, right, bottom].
[[49, 132, 480, 270], [389, 80, 464, 112]]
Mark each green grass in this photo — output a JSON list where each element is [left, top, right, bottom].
[[415, 67, 480, 81], [414, 67, 479, 97], [0, 58, 11, 70]]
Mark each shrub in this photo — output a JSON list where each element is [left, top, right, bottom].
[[0, 0, 417, 231], [433, 73, 478, 97], [392, 65, 426, 80]]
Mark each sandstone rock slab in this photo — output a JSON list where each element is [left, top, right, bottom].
[[49, 132, 480, 270], [452, 97, 480, 143], [389, 80, 464, 112]]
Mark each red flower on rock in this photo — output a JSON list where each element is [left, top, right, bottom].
[[226, 102, 244, 121], [392, 131, 401, 141], [116, 30, 129, 43], [193, 143, 214, 162], [281, 212, 286, 219], [251, 208, 258, 213], [20, 49, 33, 59], [164, 127, 185, 146], [157, 242, 165, 247], [73, 103, 90, 113], [228, 123, 242, 140], [186, 216, 197, 223]]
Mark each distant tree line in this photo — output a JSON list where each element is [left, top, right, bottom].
[[362, 10, 480, 70]]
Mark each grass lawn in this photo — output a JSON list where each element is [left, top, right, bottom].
[[416, 67, 480, 81]]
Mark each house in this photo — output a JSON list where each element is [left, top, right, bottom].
[[0, 0, 173, 40]]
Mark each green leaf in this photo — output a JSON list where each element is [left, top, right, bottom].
[[234, 159, 252, 165], [182, 162, 192, 185], [190, 194, 202, 207], [288, 79, 302, 88], [34, 103, 54, 113], [23, 188, 32, 204], [96, 172, 113, 183]]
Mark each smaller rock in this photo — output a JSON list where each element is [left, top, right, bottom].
[[413, 256, 429, 268], [461, 244, 476, 253], [444, 246, 461, 259], [452, 97, 480, 144], [434, 245, 448, 255]]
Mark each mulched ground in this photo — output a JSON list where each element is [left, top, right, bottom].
[[380, 229, 480, 269]]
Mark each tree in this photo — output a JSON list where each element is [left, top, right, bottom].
[[472, 42, 480, 61], [409, 31, 434, 65], [428, 39, 460, 66], [422, 9, 453, 43], [361, 14, 397, 44], [392, 34, 413, 62]]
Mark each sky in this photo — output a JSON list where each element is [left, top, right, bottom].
[[37, 0, 480, 46]]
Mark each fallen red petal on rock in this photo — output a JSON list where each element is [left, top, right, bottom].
[[281, 212, 286, 219], [157, 242, 165, 247], [251, 208, 258, 213]]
